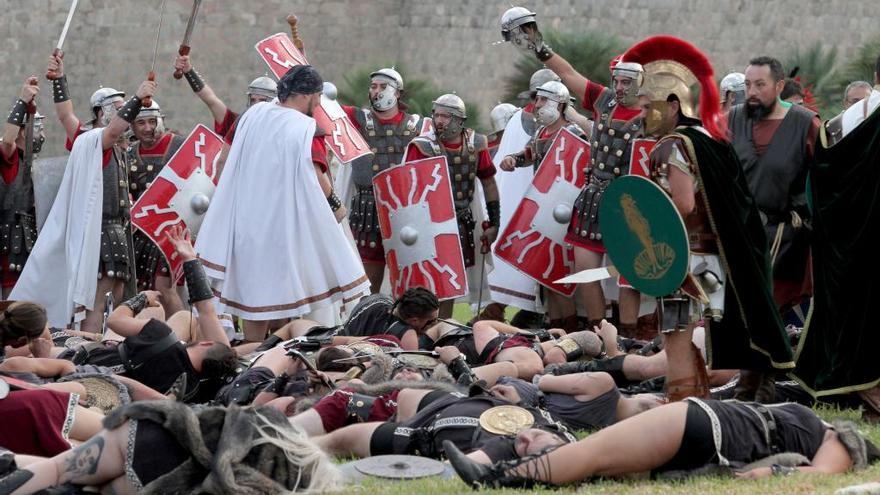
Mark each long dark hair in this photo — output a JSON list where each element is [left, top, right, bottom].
[[0, 302, 47, 346]]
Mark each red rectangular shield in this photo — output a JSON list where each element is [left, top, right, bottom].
[[629, 138, 657, 178], [494, 127, 590, 295], [313, 95, 372, 163], [131, 124, 223, 283], [254, 33, 309, 79], [374, 157, 467, 301], [254, 33, 371, 164]]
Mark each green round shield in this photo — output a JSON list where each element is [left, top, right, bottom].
[[599, 175, 689, 297]]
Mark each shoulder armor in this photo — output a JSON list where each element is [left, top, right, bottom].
[[361, 108, 375, 131], [822, 113, 844, 148], [405, 114, 421, 132], [410, 136, 440, 157]]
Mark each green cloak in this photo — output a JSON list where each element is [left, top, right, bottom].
[[676, 126, 794, 371], [792, 103, 880, 396]]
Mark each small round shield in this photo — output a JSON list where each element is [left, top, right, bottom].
[[345, 342, 384, 356], [353, 455, 446, 479], [395, 353, 440, 369], [478, 405, 535, 436], [599, 175, 689, 297]]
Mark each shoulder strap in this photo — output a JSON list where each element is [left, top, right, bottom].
[[362, 109, 375, 131]]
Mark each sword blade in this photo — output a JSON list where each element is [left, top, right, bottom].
[[181, 0, 202, 46], [555, 265, 619, 284], [150, 0, 169, 73], [56, 0, 79, 50]]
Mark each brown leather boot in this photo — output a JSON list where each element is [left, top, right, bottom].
[[733, 370, 776, 403], [666, 343, 710, 402]]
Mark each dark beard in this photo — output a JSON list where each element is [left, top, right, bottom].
[[745, 99, 775, 120]]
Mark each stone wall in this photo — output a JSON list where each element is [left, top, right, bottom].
[[2, 0, 878, 155]]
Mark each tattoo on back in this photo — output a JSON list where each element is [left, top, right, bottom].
[[61, 436, 105, 483]]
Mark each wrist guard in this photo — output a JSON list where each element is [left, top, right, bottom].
[[183, 259, 213, 304], [447, 355, 477, 386], [117, 96, 143, 123], [184, 69, 206, 93], [327, 192, 343, 212], [486, 200, 501, 228], [53, 76, 71, 103], [6, 99, 27, 127], [535, 38, 554, 62], [121, 292, 148, 315], [266, 373, 291, 395]]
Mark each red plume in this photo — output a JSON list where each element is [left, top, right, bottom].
[[622, 35, 728, 143], [793, 76, 819, 114]]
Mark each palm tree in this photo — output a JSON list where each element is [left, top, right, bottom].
[[782, 43, 842, 117], [502, 30, 625, 107], [337, 64, 481, 130]]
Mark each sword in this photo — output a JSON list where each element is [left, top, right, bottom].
[[475, 220, 491, 318], [142, 0, 168, 107], [172, 0, 202, 80], [46, 0, 78, 80]]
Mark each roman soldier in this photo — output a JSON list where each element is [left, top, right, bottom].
[[623, 35, 791, 401], [500, 6, 645, 336], [498, 80, 585, 332], [339, 68, 423, 293], [125, 101, 186, 314], [10, 53, 154, 332], [0, 77, 43, 299], [404, 94, 501, 318]]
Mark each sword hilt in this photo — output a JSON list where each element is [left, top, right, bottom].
[[46, 48, 64, 80], [26, 80, 37, 115], [142, 71, 155, 107], [172, 45, 191, 80], [480, 220, 491, 254], [286, 14, 305, 53]]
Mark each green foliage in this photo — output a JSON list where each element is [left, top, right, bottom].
[[782, 43, 843, 117], [502, 30, 626, 107], [337, 64, 481, 131]]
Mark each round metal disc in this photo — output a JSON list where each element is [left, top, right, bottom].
[[478, 405, 535, 436], [395, 353, 440, 369], [353, 455, 446, 479], [346, 342, 383, 356]]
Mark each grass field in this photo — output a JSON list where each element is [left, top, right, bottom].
[[362, 305, 880, 494]]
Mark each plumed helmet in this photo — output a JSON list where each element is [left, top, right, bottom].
[[489, 103, 519, 134], [370, 67, 404, 91], [90, 87, 125, 109], [247, 75, 278, 99], [535, 80, 570, 105], [432, 93, 467, 119]]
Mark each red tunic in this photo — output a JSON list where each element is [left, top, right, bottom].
[[312, 388, 400, 433], [214, 108, 238, 139], [0, 146, 20, 185]]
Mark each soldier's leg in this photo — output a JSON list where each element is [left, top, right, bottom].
[[242, 319, 269, 343], [1, 286, 11, 300], [364, 262, 385, 295], [154, 274, 184, 316], [573, 247, 607, 326], [81, 278, 121, 334], [438, 300, 455, 319], [617, 287, 641, 338], [545, 290, 577, 333], [659, 293, 709, 401]]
